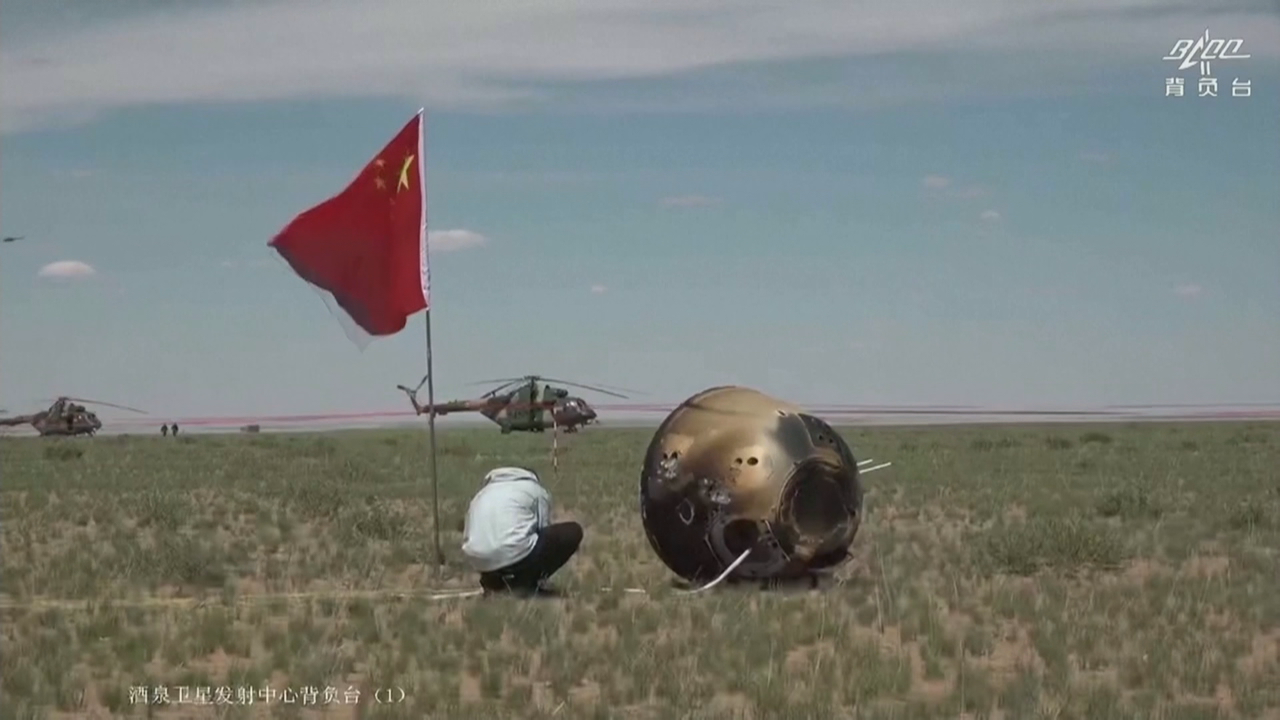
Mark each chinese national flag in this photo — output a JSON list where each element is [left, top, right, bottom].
[[270, 111, 428, 343]]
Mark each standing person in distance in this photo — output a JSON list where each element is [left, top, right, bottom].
[[461, 467, 583, 596]]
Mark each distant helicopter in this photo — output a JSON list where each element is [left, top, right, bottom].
[[0, 396, 147, 436], [396, 375, 636, 433]]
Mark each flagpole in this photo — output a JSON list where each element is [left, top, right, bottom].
[[419, 108, 444, 568], [424, 311, 444, 567]]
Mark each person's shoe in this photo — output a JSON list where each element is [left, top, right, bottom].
[[532, 580, 563, 597], [508, 582, 562, 598], [479, 580, 510, 596]]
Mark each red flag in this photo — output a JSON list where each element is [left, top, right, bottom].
[[270, 111, 428, 342]]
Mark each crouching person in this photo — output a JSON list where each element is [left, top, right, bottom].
[[461, 467, 582, 596]]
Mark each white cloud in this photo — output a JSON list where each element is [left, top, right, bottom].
[[1175, 283, 1203, 298], [37, 260, 96, 279], [2, 1, 1277, 132], [428, 229, 488, 252], [590, 284, 607, 294], [979, 209, 1002, 222], [923, 174, 987, 198], [659, 195, 723, 208]]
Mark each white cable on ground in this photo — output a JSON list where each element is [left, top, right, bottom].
[[679, 547, 753, 594], [424, 590, 485, 600]]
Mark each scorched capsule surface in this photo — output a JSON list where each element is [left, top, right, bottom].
[[638, 386, 864, 582]]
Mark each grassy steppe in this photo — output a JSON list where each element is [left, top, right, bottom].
[[2, 422, 1278, 719]]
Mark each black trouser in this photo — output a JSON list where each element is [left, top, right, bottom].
[[479, 522, 582, 593]]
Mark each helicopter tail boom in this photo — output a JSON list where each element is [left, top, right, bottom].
[[424, 399, 489, 416]]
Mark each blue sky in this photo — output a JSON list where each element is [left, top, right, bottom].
[[1, 0, 1278, 420]]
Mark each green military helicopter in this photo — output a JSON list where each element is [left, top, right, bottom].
[[0, 396, 147, 437], [396, 374, 637, 433]]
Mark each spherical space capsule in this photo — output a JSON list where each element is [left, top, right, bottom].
[[638, 386, 864, 583]]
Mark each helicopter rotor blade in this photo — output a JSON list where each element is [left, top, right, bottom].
[[545, 378, 647, 396], [60, 396, 149, 414], [468, 377, 542, 398], [466, 374, 643, 400], [535, 377, 634, 399], [479, 380, 525, 398], [466, 377, 530, 386]]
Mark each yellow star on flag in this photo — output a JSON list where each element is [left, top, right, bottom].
[[370, 158, 389, 190], [397, 154, 415, 192]]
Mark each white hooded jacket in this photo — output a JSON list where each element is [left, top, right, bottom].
[[461, 467, 552, 572]]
